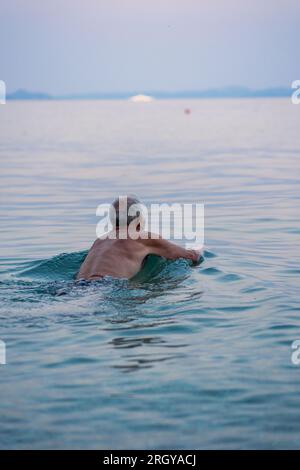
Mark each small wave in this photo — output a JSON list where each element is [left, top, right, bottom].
[[15, 250, 88, 281], [11, 249, 207, 284], [0, 250, 207, 313]]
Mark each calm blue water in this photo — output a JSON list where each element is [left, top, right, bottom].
[[0, 99, 300, 449]]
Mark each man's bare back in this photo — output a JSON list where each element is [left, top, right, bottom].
[[77, 230, 201, 280]]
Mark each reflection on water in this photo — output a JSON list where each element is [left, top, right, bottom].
[[0, 99, 300, 449]]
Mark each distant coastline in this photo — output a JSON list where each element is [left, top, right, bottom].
[[6, 86, 292, 100]]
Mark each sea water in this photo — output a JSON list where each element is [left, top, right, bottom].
[[0, 99, 300, 449]]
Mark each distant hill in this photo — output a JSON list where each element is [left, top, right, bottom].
[[6, 86, 291, 100], [148, 87, 291, 99], [7, 89, 53, 100]]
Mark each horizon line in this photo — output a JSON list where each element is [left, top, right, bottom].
[[6, 85, 293, 100]]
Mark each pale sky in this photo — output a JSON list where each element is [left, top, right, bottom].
[[1, 0, 299, 94]]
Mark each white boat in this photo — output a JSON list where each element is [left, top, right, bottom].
[[129, 94, 153, 103]]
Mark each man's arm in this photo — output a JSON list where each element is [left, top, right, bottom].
[[145, 236, 202, 264]]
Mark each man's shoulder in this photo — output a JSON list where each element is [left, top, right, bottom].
[[91, 234, 113, 247], [136, 232, 162, 246]]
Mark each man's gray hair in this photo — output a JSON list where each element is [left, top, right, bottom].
[[110, 195, 143, 228]]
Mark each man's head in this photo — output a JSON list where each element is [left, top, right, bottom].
[[109, 195, 144, 230]]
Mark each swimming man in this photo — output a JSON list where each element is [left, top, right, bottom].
[[77, 196, 201, 280]]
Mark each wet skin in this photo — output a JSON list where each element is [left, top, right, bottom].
[[77, 230, 201, 280]]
